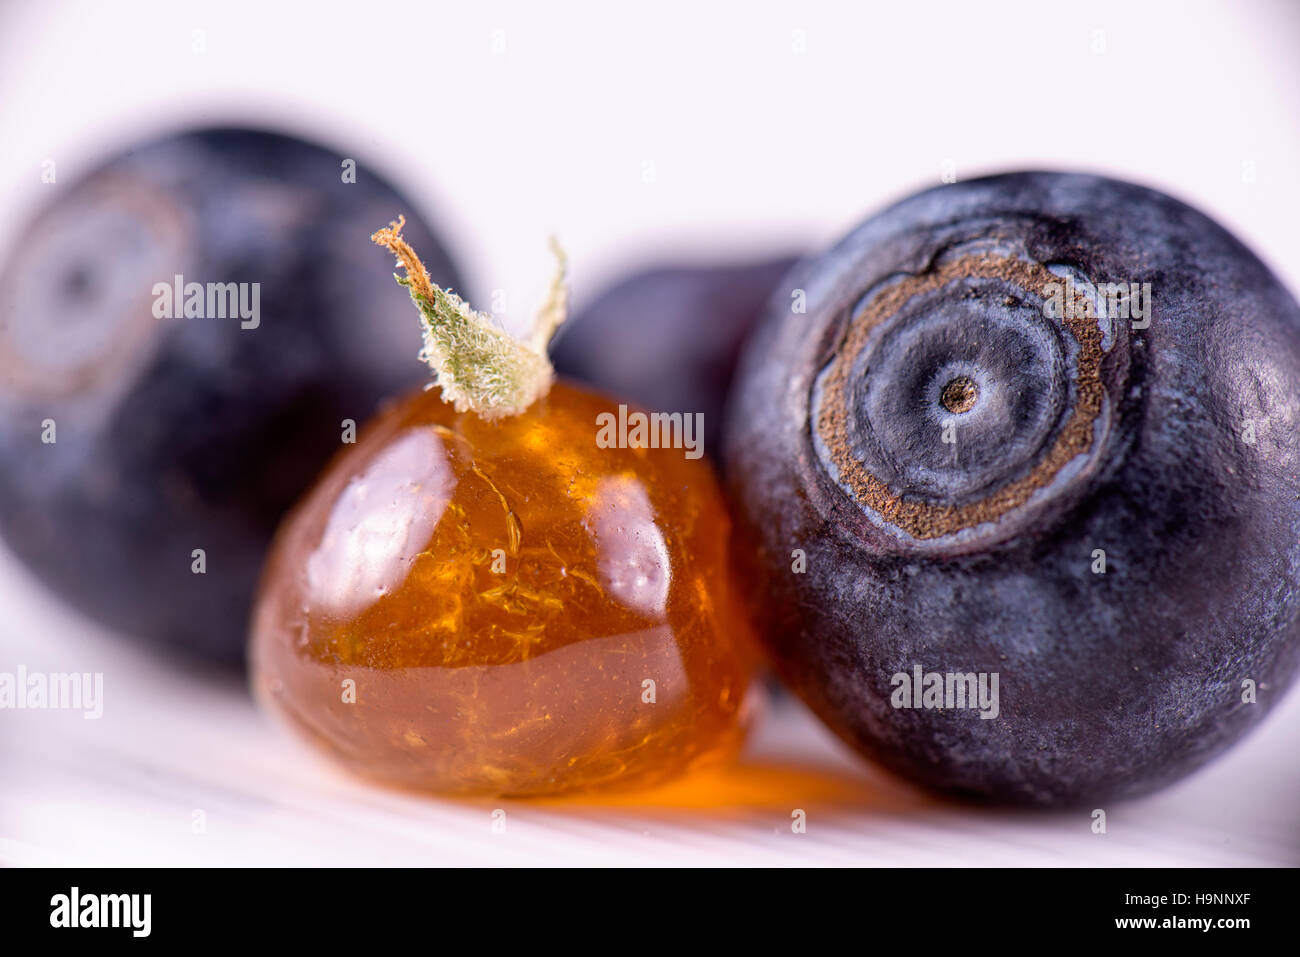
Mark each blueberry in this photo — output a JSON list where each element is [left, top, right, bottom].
[[552, 256, 799, 457], [0, 127, 465, 669], [724, 172, 1300, 805]]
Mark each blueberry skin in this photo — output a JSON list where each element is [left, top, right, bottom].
[[552, 257, 799, 457], [724, 172, 1300, 805], [0, 127, 465, 669]]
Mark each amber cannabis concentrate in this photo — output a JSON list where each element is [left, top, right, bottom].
[[250, 220, 753, 796]]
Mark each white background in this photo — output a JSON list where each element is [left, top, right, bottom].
[[1, 0, 1299, 865]]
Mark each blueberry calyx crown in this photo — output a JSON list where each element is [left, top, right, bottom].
[[810, 243, 1129, 548]]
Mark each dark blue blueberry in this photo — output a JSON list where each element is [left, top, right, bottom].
[[0, 127, 465, 669], [552, 256, 799, 458], [725, 172, 1300, 805]]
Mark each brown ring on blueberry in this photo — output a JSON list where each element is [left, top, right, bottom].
[[813, 254, 1107, 541]]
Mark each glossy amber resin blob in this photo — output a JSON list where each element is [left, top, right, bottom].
[[251, 381, 756, 796]]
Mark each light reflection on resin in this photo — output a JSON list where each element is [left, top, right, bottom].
[[305, 428, 456, 617]]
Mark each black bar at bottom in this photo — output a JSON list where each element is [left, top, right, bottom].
[[0, 865, 1290, 943]]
